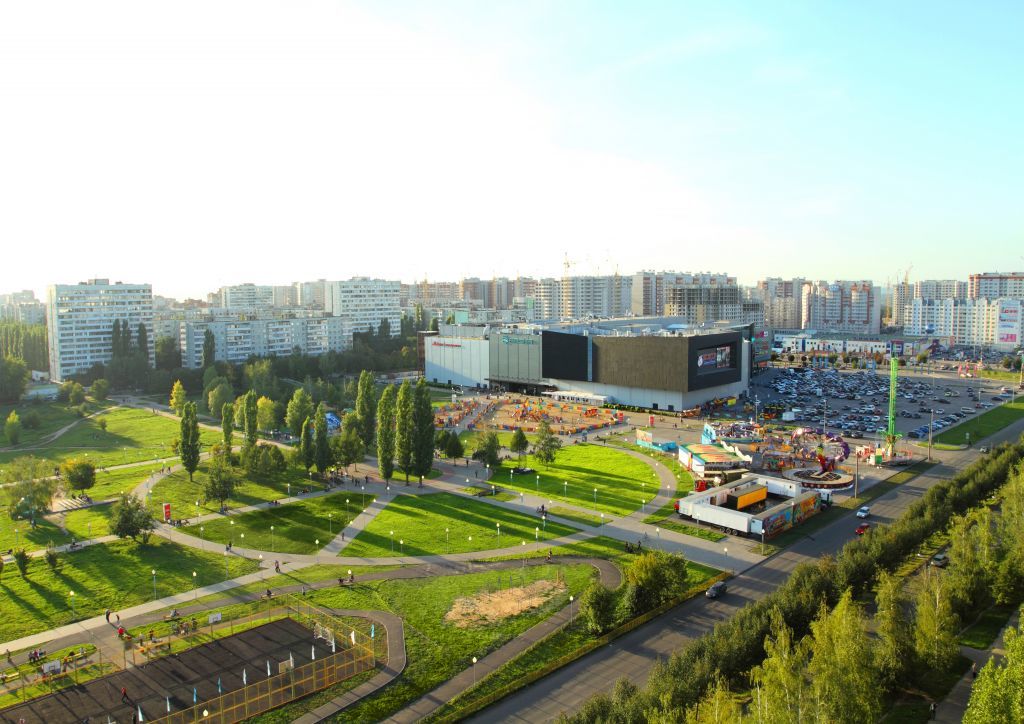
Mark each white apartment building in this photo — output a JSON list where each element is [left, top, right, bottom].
[[534, 278, 563, 320], [906, 297, 1022, 350], [915, 279, 967, 301], [215, 283, 275, 311], [294, 279, 327, 309], [324, 278, 401, 336], [800, 280, 881, 335], [179, 315, 351, 368], [755, 278, 805, 330], [969, 272, 1024, 300], [662, 274, 763, 328], [561, 275, 632, 319], [46, 279, 154, 382]]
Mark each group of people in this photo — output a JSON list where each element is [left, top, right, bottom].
[[26, 648, 46, 663], [624, 540, 644, 554]]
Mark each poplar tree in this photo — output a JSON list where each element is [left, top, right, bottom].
[[169, 380, 187, 416], [395, 380, 413, 482], [376, 385, 396, 483], [179, 402, 201, 481], [412, 378, 435, 478], [299, 415, 314, 472], [313, 403, 331, 475], [243, 390, 258, 450], [355, 370, 377, 449]]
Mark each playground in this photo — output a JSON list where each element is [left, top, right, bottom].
[[477, 396, 623, 437]]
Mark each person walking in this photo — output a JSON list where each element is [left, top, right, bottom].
[[104, 609, 111, 623], [121, 686, 129, 703]]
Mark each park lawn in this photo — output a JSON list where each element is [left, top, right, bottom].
[[62, 504, 116, 540], [0, 400, 111, 449], [255, 563, 596, 723], [548, 506, 606, 528], [0, 538, 258, 643], [959, 605, 1017, 649], [603, 435, 695, 499], [654, 517, 727, 542], [460, 430, 538, 453], [340, 492, 579, 558], [0, 513, 75, 553], [145, 462, 332, 519], [0, 407, 224, 467], [935, 400, 1024, 444], [89, 462, 165, 500], [494, 444, 658, 516], [181, 492, 360, 554]]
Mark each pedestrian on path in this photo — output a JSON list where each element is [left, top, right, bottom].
[[115, 613, 120, 625], [121, 686, 129, 703], [972, 661, 977, 678], [929, 701, 936, 719], [104, 609, 111, 623]]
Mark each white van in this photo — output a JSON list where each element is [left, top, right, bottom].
[[960, 407, 974, 415]]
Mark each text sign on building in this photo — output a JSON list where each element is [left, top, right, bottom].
[[501, 335, 538, 345], [997, 305, 1020, 344]]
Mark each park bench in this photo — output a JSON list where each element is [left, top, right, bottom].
[[0, 669, 21, 685], [139, 640, 171, 656]]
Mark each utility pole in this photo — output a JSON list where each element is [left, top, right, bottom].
[[927, 407, 934, 461]]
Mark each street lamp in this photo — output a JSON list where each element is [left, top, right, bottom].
[[192, 570, 197, 600], [535, 526, 539, 541], [564, 480, 567, 496], [472, 656, 478, 684], [200, 526, 204, 542], [151, 568, 157, 599], [569, 594, 574, 623], [593, 488, 597, 505], [315, 539, 320, 564], [271, 525, 275, 553], [229, 519, 235, 544], [496, 522, 501, 543], [521, 540, 526, 568], [69, 590, 75, 618], [258, 554, 264, 579], [390, 530, 394, 553], [445, 527, 450, 554], [400, 539, 404, 554], [536, 474, 539, 491], [195, 499, 199, 519], [600, 513, 604, 525]]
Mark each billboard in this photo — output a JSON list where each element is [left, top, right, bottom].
[[686, 332, 742, 391], [696, 345, 733, 375], [997, 303, 1020, 345], [541, 331, 589, 381]]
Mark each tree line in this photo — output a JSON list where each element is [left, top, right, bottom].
[[0, 322, 47, 372]]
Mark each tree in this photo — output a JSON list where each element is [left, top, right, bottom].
[[285, 388, 314, 437], [243, 390, 258, 450], [749, 607, 812, 724], [874, 571, 912, 687], [376, 385, 397, 482], [0, 355, 29, 403], [90, 378, 110, 401], [313, 403, 332, 475], [201, 328, 216, 368], [509, 428, 529, 461], [429, 316, 439, 332], [378, 317, 391, 338], [4, 410, 21, 446], [445, 432, 464, 461], [355, 370, 377, 449], [299, 415, 314, 472], [578, 580, 616, 635], [964, 618, 1024, 723], [170, 380, 187, 416], [913, 569, 960, 672], [136, 322, 149, 361], [256, 395, 279, 431], [3, 457, 56, 522], [221, 403, 234, 455], [685, 675, 743, 724], [111, 493, 155, 543], [412, 378, 435, 478], [333, 413, 365, 472], [475, 431, 501, 469], [68, 382, 86, 405], [204, 458, 237, 508], [179, 402, 201, 481], [395, 380, 414, 482], [60, 458, 96, 491], [155, 336, 182, 370], [533, 420, 562, 464], [208, 382, 233, 421]]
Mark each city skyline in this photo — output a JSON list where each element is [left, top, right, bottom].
[[2, 1, 1022, 300]]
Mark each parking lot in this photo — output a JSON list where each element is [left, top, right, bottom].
[[749, 367, 1015, 443]]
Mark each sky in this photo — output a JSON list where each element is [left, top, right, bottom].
[[1, 0, 1021, 300]]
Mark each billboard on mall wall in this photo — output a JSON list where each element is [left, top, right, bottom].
[[997, 304, 1020, 345]]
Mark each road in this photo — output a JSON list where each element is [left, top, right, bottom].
[[471, 415, 1024, 723]]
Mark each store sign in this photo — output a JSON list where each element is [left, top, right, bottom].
[[997, 304, 1020, 344], [501, 335, 538, 345], [431, 341, 462, 348]]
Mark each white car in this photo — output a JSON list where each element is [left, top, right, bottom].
[[856, 506, 871, 519]]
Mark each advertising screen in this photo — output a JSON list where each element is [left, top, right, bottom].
[[697, 344, 734, 375], [997, 304, 1020, 345]]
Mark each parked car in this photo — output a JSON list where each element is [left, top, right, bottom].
[[705, 581, 727, 599], [930, 553, 949, 568], [855, 523, 871, 535], [979, 445, 991, 453], [856, 506, 871, 518]]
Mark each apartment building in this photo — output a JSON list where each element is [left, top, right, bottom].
[[294, 279, 327, 309], [46, 279, 154, 382], [662, 274, 763, 327], [212, 283, 275, 311], [179, 315, 351, 368], [969, 272, 1024, 300], [754, 278, 805, 330], [800, 280, 881, 335], [324, 278, 401, 336], [1, 290, 46, 325], [906, 297, 1022, 350]]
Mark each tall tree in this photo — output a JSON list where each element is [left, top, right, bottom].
[[913, 569, 960, 672], [111, 319, 122, 359], [299, 415, 314, 472], [90, 378, 110, 401], [355, 370, 377, 449], [377, 317, 391, 338], [874, 571, 913, 687], [313, 403, 331, 475], [0, 355, 29, 403], [807, 592, 881, 724], [169, 379, 187, 416], [256, 395, 280, 431], [963, 619, 1024, 723], [136, 322, 149, 361], [475, 431, 501, 470], [285, 388, 314, 438], [332, 412, 365, 472], [376, 385, 397, 483], [749, 607, 812, 724], [60, 459, 96, 491], [412, 378, 435, 478], [208, 382, 233, 420], [445, 431, 464, 461], [155, 336, 182, 370], [221, 402, 234, 456], [201, 328, 216, 369], [509, 428, 529, 461], [111, 493, 155, 543], [395, 380, 414, 482], [179, 401, 201, 481], [533, 420, 562, 464], [243, 390, 258, 450], [204, 458, 237, 509]]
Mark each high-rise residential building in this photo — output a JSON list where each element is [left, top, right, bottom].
[[663, 274, 762, 326], [755, 277, 805, 330], [561, 275, 632, 319], [294, 279, 327, 309], [906, 297, 1022, 350], [273, 285, 298, 308], [969, 272, 1024, 300], [0, 290, 46, 325], [800, 280, 881, 334], [324, 278, 401, 335], [46, 279, 154, 382], [179, 316, 351, 368], [890, 280, 912, 328], [491, 277, 515, 310], [215, 283, 275, 311], [915, 279, 967, 301], [534, 278, 563, 319], [459, 278, 491, 307]]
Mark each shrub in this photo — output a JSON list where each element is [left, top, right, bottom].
[[21, 410, 41, 430], [98, 418, 108, 431], [13, 549, 29, 576], [61, 458, 96, 490], [579, 581, 617, 635], [44, 545, 59, 570]]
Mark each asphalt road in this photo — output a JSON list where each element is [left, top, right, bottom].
[[471, 415, 1024, 723]]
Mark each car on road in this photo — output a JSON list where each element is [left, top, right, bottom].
[[930, 553, 949, 568], [856, 506, 871, 518], [855, 523, 871, 535], [979, 445, 990, 453], [705, 581, 727, 599]]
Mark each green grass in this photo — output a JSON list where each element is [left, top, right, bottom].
[[181, 492, 359, 554], [886, 460, 938, 485], [145, 462, 333, 519], [0, 514, 76, 553], [0, 407, 224, 467], [493, 444, 659, 516], [959, 604, 1017, 649], [915, 654, 972, 700], [935, 400, 1024, 444], [62, 504, 116, 540], [980, 368, 1022, 382], [548, 506, 607, 527], [652, 517, 727, 542], [880, 700, 931, 724], [0, 538, 259, 642], [0, 400, 110, 449], [89, 461, 165, 500], [340, 492, 580, 558], [295, 563, 596, 723], [460, 430, 537, 452]]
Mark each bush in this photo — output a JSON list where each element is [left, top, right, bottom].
[[579, 581, 617, 635], [13, 549, 29, 576], [44, 545, 59, 570], [61, 458, 96, 490], [90, 378, 110, 400], [21, 410, 40, 430], [98, 417, 108, 431]]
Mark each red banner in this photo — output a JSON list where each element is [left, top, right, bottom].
[[163, 503, 171, 522]]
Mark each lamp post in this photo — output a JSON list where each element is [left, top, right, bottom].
[[496, 522, 500, 543], [69, 590, 75, 619], [593, 488, 597, 505], [192, 570, 197, 600], [195, 499, 199, 519], [229, 519, 234, 545], [329, 513, 333, 536], [535, 526, 539, 541], [200, 525, 204, 542], [564, 480, 567, 497], [472, 656, 478, 684], [569, 595, 574, 623], [536, 474, 539, 491], [270, 525, 275, 553], [151, 568, 157, 599], [258, 553, 264, 579], [521, 540, 526, 568], [390, 530, 394, 553], [400, 539, 404, 555], [315, 539, 320, 564], [600, 513, 605, 525], [445, 527, 450, 554], [656, 527, 660, 546]]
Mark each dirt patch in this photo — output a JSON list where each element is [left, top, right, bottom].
[[445, 579, 566, 628]]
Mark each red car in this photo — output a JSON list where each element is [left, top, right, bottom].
[[855, 523, 871, 535]]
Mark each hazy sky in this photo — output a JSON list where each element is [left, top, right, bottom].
[[1, 1, 1021, 300]]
